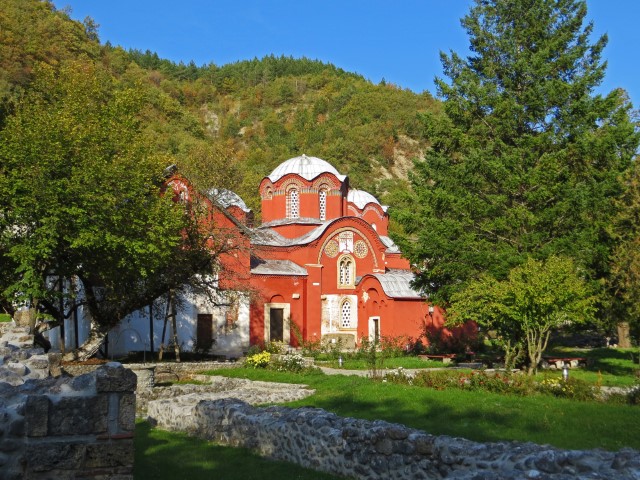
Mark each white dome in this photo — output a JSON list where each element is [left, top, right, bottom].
[[347, 189, 381, 209], [268, 154, 346, 183]]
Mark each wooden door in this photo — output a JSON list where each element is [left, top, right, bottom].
[[196, 314, 213, 350], [269, 308, 284, 342]]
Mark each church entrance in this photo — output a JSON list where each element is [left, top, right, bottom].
[[269, 308, 284, 342]]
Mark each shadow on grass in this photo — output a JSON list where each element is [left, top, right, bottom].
[[134, 421, 344, 480], [286, 375, 640, 451], [549, 347, 640, 377], [210, 367, 640, 451]]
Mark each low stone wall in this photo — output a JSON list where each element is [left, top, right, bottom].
[[138, 376, 314, 414], [148, 396, 640, 480], [62, 359, 239, 382], [0, 324, 136, 480], [0, 363, 137, 480]]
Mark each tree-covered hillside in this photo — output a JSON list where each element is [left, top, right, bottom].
[[0, 0, 437, 219]]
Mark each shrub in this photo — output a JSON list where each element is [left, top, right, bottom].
[[270, 353, 306, 373], [378, 335, 410, 358], [537, 377, 600, 401], [264, 341, 286, 354], [412, 370, 459, 390], [383, 367, 413, 385], [244, 351, 271, 368], [409, 369, 536, 396]]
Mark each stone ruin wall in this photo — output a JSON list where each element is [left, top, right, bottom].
[[0, 325, 136, 480], [148, 396, 640, 480]]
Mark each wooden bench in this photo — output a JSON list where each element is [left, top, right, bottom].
[[418, 354, 457, 364], [542, 356, 587, 369]]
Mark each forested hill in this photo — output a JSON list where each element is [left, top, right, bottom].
[[0, 0, 437, 218]]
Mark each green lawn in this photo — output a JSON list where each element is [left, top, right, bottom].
[[134, 421, 344, 480], [319, 347, 640, 387], [316, 356, 449, 370], [545, 347, 640, 386], [207, 367, 640, 452]]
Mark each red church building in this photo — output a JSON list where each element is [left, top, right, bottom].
[[246, 154, 439, 349]]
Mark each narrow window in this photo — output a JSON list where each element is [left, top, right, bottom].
[[287, 188, 299, 219], [338, 255, 354, 287], [341, 300, 352, 328], [319, 189, 327, 220]]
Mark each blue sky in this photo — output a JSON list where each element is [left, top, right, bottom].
[[53, 1, 640, 108]]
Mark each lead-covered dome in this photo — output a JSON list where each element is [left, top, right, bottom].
[[267, 154, 346, 183], [347, 189, 387, 211]]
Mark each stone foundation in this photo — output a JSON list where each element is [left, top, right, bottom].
[[147, 395, 640, 480]]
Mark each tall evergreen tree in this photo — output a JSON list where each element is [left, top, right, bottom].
[[608, 161, 640, 345], [398, 0, 639, 309]]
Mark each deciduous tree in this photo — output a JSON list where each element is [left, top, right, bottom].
[[0, 60, 224, 358], [449, 256, 595, 374]]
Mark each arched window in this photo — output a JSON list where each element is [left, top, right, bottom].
[[319, 189, 327, 221], [287, 188, 299, 219], [341, 299, 353, 328], [338, 255, 355, 288]]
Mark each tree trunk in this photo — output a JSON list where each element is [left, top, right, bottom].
[[617, 321, 632, 348], [62, 323, 107, 361], [170, 290, 180, 362]]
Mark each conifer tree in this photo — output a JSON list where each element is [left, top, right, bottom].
[[398, 0, 639, 309]]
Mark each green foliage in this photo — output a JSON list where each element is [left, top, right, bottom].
[[608, 161, 640, 340], [449, 256, 595, 373], [396, 0, 640, 314], [0, 313, 11, 322], [0, 60, 218, 343], [537, 376, 599, 401], [408, 369, 536, 396], [0, 0, 100, 121]]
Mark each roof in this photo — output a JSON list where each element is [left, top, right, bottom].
[[267, 154, 347, 183], [347, 189, 388, 212], [207, 188, 251, 213], [250, 220, 333, 247], [250, 258, 308, 276], [362, 269, 424, 299], [379, 235, 401, 254]]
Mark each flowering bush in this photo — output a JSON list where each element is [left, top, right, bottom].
[[244, 351, 271, 368], [270, 353, 306, 373], [383, 367, 413, 385], [408, 369, 536, 396], [537, 377, 599, 401]]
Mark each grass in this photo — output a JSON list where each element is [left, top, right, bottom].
[[316, 356, 449, 369], [0, 313, 11, 322], [545, 347, 640, 386], [206, 366, 640, 452], [134, 420, 344, 480]]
